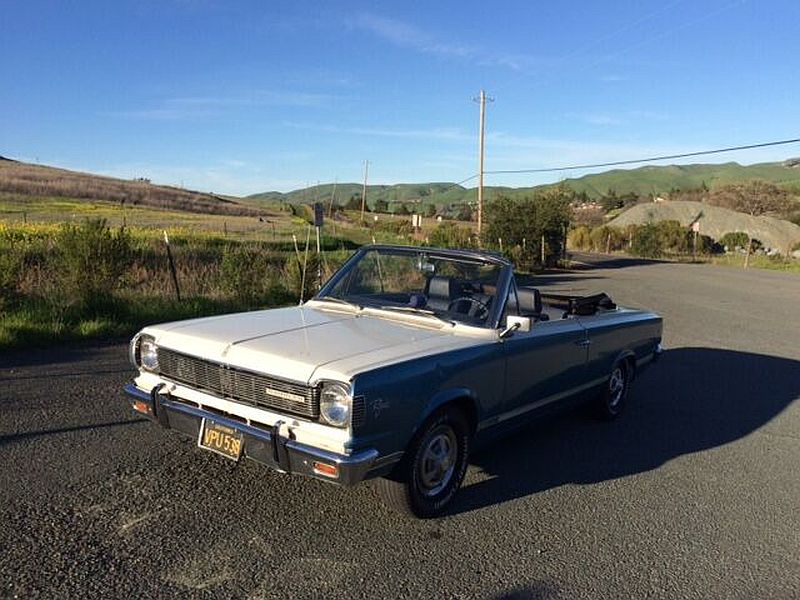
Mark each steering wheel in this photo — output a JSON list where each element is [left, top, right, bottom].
[[448, 296, 490, 320]]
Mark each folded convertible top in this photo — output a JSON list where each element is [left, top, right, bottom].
[[540, 291, 617, 316]]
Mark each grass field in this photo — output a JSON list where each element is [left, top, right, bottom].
[[708, 253, 800, 273], [2, 181, 797, 350], [0, 194, 476, 349]]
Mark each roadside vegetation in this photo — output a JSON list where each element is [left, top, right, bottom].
[[0, 220, 358, 348], [3, 161, 800, 349]]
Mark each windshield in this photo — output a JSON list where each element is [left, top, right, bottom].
[[317, 248, 506, 327]]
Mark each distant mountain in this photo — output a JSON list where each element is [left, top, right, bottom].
[[245, 160, 800, 209], [245, 182, 472, 208]]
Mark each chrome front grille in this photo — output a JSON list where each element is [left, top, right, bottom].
[[157, 348, 320, 419]]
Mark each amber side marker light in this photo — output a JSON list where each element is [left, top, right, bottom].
[[312, 461, 339, 478], [133, 400, 152, 415]]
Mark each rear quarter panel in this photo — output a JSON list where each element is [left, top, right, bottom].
[[579, 308, 663, 384]]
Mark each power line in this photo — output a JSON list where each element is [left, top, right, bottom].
[[484, 137, 800, 176]]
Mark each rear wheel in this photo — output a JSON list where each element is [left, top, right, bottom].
[[377, 408, 470, 518], [596, 361, 630, 420]]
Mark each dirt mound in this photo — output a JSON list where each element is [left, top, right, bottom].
[[610, 200, 800, 253]]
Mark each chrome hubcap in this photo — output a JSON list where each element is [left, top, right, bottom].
[[418, 427, 457, 496], [608, 367, 625, 408]]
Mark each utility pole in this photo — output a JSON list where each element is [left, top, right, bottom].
[[360, 160, 369, 224], [473, 90, 493, 238]]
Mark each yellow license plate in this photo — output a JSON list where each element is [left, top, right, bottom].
[[198, 419, 243, 461]]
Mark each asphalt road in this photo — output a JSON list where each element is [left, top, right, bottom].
[[1, 255, 799, 599]]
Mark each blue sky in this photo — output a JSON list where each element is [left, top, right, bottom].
[[2, 0, 798, 195]]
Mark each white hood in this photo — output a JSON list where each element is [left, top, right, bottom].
[[144, 305, 488, 383]]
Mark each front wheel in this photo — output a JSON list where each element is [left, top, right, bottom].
[[377, 408, 470, 518]]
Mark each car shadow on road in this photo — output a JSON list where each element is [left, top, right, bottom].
[[569, 252, 670, 270], [450, 347, 800, 516]]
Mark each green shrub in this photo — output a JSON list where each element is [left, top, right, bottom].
[[0, 240, 23, 308], [55, 218, 132, 311], [655, 220, 690, 254], [568, 226, 592, 250], [372, 219, 413, 236], [284, 253, 322, 302], [719, 232, 750, 251], [220, 244, 274, 304], [630, 223, 664, 258], [589, 226, 626, 252], [428, 222, 475, 249]]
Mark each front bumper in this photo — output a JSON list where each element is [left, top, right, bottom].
[[124, 383, 379, 486]]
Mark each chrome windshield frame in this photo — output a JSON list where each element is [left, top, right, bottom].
[[315, 245, 514, 330]]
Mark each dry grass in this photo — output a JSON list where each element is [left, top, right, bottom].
[[0, 158, 262, 217]]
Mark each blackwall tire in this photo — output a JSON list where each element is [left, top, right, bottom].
[[376, 408, 470, 518]]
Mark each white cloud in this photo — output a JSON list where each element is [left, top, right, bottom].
[[350, 14, 474, 59], [106, 90, 335, 121], [349, 13, 550, 72]]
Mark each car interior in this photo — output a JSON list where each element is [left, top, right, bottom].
[[421, 275, 617, 326]]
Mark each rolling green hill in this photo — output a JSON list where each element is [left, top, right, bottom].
[[245, 159, 800, 209], [556, 160, 800, 198]]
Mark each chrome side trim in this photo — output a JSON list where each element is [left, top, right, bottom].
[[476, 376, 608, 432]]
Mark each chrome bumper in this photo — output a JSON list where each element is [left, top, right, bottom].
[[124, 383, 379, 486]]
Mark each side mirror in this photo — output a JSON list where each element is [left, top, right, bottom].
[[499, 315, 532, 339]]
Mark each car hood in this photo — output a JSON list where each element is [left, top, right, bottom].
[[144, 305, 486, 383]]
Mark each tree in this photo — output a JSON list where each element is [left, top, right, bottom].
[[710, 180, 791, 266], [455, 203, 473, 222], [483, 185, 573, 268], [373, 198, 389, 213], [710, 180, 791, 217], [390, 202, 409, 215]]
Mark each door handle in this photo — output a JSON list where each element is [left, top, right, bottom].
[[575, 339, 592, 348]]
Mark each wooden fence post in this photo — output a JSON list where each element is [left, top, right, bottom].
[[163, 230, 181, 301]]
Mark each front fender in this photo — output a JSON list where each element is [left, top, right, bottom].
[[416, 387, 479, 436]]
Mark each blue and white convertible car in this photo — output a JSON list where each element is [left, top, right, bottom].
[[125, 245, 662, 517]]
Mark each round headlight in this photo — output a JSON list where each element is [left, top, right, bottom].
[[139, 337, 159, 371], [320, 382, 352, 427]]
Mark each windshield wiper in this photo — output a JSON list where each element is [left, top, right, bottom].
[[313, 296, 362, 310], [377, 305, 455, 325]]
